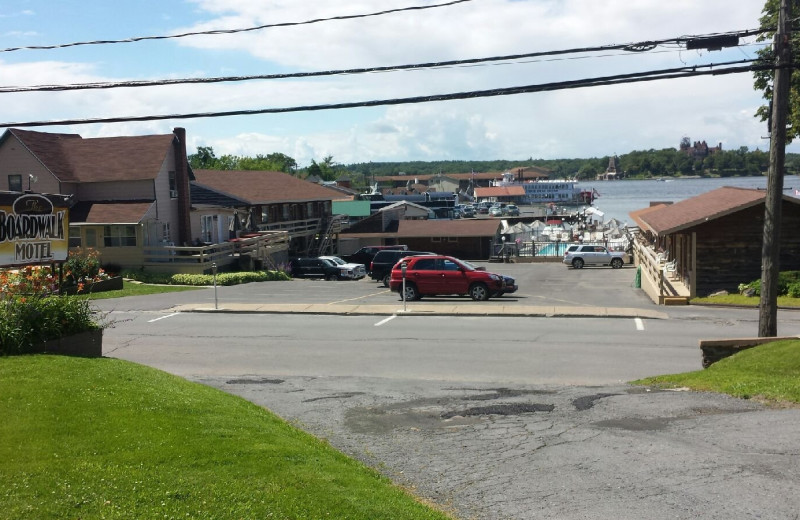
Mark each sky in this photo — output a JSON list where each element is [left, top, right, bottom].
[[0, 0, 789, 168]]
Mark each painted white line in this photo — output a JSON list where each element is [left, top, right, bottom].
[[374, 315, 397, 327], [634, 317, 645, 331], [148, 313, 180, 323]]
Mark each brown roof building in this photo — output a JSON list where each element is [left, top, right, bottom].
[[631, 186, 800, 297]]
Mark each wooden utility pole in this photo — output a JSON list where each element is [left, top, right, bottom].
[[759, 0, 793, 337]]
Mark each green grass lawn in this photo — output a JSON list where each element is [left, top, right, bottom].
[[82, 280, 202, 300], [691, 293, 800, 307], [634, 339, 800, 405], [0, 356, 452, 520]]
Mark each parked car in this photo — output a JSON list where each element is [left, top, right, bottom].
[[389, 255, 518, 301], [506, 204, 520, 216], [477, 205, 489, 215], [289, 257, 343, 280], [459, 204, 476, 218], [562, 244, 627, 269], [370, 250, 435, 287], [489, 206, 504, 217], [341, 245, 407, 272], [318, 256, 367, 280]]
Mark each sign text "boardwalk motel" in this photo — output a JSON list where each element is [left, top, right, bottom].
[[0, 193, 70, 267]]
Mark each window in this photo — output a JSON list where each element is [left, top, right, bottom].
[[200, 215, 213, 242], [162, 222, 170, 243], [69, 227, 81, 248], [8, 174, 22, 192], [443, 259, 460, 271], [411, 258, 436, 271], [85, 228, 97, 248], [168, 171, 178, 198], [261, 206, 269, 224], [103, 225, 137, 247]]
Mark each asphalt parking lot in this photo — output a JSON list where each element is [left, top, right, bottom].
[[200, 261, 652, 309]]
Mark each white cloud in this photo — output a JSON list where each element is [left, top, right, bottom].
[[1, 0, 788, 164]]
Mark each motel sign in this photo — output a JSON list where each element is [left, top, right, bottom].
[[0, 193, 70, 267]]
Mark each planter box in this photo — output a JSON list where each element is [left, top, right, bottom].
[[35, 329, 103, 358], [63, 276, 123, 295]]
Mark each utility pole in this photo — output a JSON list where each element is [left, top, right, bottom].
[[759, 0, 792, 337]]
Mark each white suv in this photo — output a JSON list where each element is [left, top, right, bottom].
[[562, 244, 626, 269]]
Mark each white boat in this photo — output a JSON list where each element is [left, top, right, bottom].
[[491, 171, 597, 205]]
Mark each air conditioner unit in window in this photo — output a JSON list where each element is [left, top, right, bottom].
[[169, 190, 178, 198]]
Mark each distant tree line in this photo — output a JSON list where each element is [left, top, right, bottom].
[[189, 145, 799, 191]]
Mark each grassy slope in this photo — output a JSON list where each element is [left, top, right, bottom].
[[634, 339, 800, 404], [0, 356, 450, 520]]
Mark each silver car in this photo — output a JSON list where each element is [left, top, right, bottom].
[[319, 256, 367, 279], [562, 244, 626, 269]]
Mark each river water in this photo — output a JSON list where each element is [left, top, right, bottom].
[[576, 176, 800, 225]]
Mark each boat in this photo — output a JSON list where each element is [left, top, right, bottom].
[[491, 171, 597, 205]]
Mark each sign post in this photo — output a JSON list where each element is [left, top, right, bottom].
[[212, 262, 218, 310], [401, 261, 407, 312]]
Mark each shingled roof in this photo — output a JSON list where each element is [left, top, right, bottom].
[[396, 219, 501, 238], [630, 186, 773, 235], [192, 169, 341, 204], [474, 186, 526, 197], [6, 128, 176, 182], [69, 201, 155, 224]]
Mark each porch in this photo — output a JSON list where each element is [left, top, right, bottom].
[[633, 238, 691, 305], [140, 231, 290, 274]]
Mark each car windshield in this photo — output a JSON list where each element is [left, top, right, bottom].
[[325, 257, 346, 265], [320, 259, 336, 267]]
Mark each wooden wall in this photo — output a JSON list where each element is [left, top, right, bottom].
[[690, 201, 800, 296]]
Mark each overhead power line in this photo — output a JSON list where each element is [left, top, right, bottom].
[[0, 59, 773, 129], [0, 0, 475, 53], [0, 29, 768, 94]]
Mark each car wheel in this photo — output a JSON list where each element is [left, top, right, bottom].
[[326, 273, 339, 281], [611, 258, 623, 269], [382, 274, 391, 287], [572, 258, 584, 269], [469, 283, 490, 301], [402, 283, 419, 301]]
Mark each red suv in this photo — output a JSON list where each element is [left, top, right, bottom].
[[389, 255, 517, 301]]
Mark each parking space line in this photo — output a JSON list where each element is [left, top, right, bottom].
[[375, 315, 397, 327], [634, 317, 645, 331], [148, 313, 180, 323]]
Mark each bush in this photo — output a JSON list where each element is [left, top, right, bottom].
[[739, 271, 800, 297], [123, 270, 290, 286], [63, 248, 110, 289], [0, 295, 99, 355], [171, 271, 290, 286]]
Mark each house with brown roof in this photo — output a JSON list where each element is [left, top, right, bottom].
[[0, 127, 193, 270], [190, 169, 345, 256], [630, 186, 800, 300]]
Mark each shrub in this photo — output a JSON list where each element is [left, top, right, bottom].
[[123, 270, 290, 286], [63, 248, 109, 289], [738, 271, 800, 297], [788, 282, 800, 298], [0, 295, 100, 356]]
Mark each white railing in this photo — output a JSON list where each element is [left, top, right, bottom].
[[141, 231, 289, 271]]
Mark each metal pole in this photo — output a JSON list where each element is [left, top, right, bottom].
[[401, 261, 407, 312], [212, 262, 218, 310]]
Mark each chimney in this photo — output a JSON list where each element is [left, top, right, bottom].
[[172, 127, 192, 246]]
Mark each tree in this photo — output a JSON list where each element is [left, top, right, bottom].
[[189, 146, 218, 169], [753, 0, 800, 142]]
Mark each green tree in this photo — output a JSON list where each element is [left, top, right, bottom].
[[753, 0, 800, 142]]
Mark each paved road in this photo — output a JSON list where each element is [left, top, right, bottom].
[[96, 263, 800, 520]]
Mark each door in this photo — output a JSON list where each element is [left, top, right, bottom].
[[406, 257, 442, 294], [440, 258, 468, 294]]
